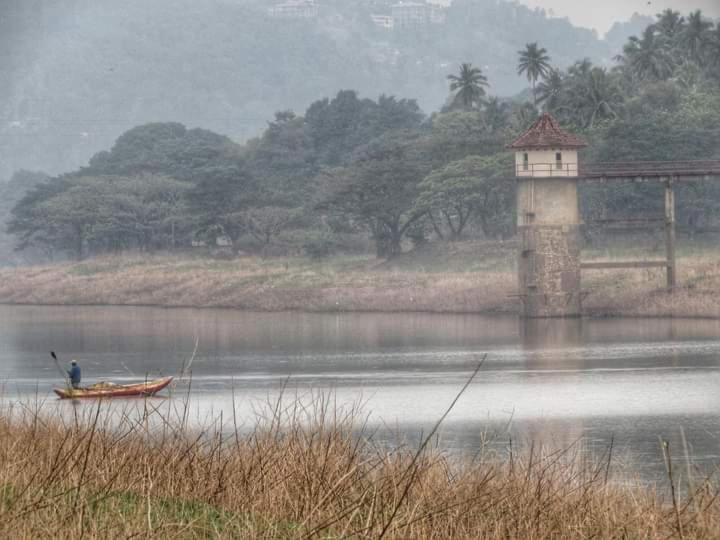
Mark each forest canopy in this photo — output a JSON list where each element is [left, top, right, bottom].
[[4, 9, 720, 263]]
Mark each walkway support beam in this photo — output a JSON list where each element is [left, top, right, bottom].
[[665, 179, 676, 289]]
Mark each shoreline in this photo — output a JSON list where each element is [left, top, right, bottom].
[[1, 245, 719, 319], [4, 300, 720, 320]]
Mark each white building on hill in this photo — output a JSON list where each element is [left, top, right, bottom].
[[268, 0, 319, 19], [391, 2, 428, 28]]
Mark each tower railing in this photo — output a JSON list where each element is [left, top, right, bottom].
[[514, 160, 720, 179], [515, 163, 579, 177]]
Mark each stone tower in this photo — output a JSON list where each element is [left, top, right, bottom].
[[507, 113, 588, 318]]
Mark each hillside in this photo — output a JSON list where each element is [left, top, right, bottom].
[[0, 0, 625, 180]]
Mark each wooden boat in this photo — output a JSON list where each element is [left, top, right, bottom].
[[54, 376, 173, 399]]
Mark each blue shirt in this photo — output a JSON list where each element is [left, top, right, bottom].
[[68, 365, 81, 385]]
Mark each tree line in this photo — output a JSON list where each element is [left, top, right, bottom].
[[7, 9, 720, 261]]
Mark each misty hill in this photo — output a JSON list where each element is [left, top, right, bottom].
[[1, 0, 629, 180]]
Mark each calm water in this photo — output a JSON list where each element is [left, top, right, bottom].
[[2, 305, 720, 484]]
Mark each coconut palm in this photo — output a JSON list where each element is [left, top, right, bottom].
[[483, 97, 510, 132], [536, 68, 563, 111], [623, 27, 674, 80], [708, 25, 720, 67], [680, 10, 712, 65], [653, 9, 685, 41], [574, 67, 623, 128], [517, 42, 551, 105], [446, 63, 489, 110]]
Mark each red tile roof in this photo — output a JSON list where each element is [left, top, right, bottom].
[[507, 113, 587, 150]]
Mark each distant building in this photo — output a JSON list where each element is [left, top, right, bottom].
[[391, 2, 428, 28], [427, 3, 447, 24], [370, 14, 394, 29], [426, 0, 452, 6], [268, 0, 319, 19]]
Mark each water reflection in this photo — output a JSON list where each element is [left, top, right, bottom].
[[1, 305, 720, 483]]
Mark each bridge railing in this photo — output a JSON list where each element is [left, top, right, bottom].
[[580, 160, 720, 177]]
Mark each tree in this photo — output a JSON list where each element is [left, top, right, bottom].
[[483, 97, 511, 133], [517, 43, 551, 105], [245, 206, 301, 254], [653, 9, 685, 41], [304, 91, 424, 166], [565, 65, 623, 128], [680, 10, 712, 66], [86, 123, 242, 183], [623, 27, 674, 80], [708, 25, 720, 68], [0, 170, 50, 264], [416, 154, 512, 240], [536, 68, 564, 111], [7, 178, 72, 259], [318, 131, 430, 258], [188, 162, 257, 252], [426, 110, 504, 167], [446, 63, 489, 111], [8, 174, 193, 259]]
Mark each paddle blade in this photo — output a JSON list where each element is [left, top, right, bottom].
[[50, 351, 57, 361]]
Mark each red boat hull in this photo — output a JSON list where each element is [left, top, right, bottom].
[[54, 376, 173, 399]]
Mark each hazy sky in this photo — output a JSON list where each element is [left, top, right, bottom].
[[517, 0, 720, 35]]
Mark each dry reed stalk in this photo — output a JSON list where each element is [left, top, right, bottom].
[[0, 390, 719, 539]]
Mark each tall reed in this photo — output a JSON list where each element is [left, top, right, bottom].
[[0, 393, 719, 539]]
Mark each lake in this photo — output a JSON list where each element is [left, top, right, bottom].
[[1, 304, 720, 485]]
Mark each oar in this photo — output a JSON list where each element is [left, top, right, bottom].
[[50, 351, 71, 387]]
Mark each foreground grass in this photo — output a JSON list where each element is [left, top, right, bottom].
[[0, 237, 720, 317], [1, 394, 719, 539]]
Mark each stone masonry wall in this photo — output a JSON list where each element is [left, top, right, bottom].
[[518, 225, 581, 317]]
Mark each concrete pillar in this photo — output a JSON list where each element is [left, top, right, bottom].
[[517, 177, 582, 317]]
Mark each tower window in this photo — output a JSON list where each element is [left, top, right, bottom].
[[523, 153, 529, 171], [555, 152, 563, 170]]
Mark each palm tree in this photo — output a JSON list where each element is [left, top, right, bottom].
[[576, 67, 623, 128], [517, 42, 551, 105], [483, 97, 509, 132], [708, 24, 720, 67], [653, 9, 685, 41], [623, 27, 674, 80], [446, 63, 489, 110], [536, 68, 563, 111], [680, 10, 712, 65]]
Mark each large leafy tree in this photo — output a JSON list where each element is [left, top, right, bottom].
[[304, 91, 423, 166], [8, 174, 193, 259], [187, 161, 257, 252], [415, 154, 513, 240], [0, 170, 50, 263], [426, 110, 504, 166], [517, 43, 552, 105], [446, 63, 489, 111], [7, 177, 73, 259], [318, 131, 431, 258], [86, 123, 242, 183]]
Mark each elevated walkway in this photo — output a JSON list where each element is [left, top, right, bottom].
[[579, 160, 720, 181]]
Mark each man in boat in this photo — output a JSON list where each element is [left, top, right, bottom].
[[67, 360, 82, 389]]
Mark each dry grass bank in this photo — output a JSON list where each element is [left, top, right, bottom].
[[1, 394, 718, 539], [0, 238, 719, 317], [0, 242, 516, 314]]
